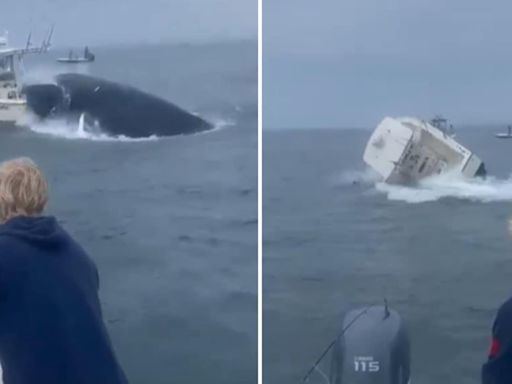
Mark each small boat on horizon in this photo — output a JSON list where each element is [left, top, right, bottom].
[[495, 125, 512, 139], [57, 46, 95, 64]]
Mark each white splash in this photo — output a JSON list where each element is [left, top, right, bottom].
[[212, 117, 236, 130], [21, 107, 233, 142], [188, 116, 236, 136], [375, 173, 512, 203], [26, 116, 158, 142], [21, 64, 89, 85]]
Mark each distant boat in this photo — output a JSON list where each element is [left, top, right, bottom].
[[57, 46, 95, 63], [495, 125, 512, 139]]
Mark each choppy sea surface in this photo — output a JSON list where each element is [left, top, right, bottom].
[[264, 127, 512, 384], [2, 41, 257, 384]]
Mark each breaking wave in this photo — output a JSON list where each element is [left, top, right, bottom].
[[24, 115, 158, 142], [375, 173, 512, 204], [22, 114, 232, 142], [210, 116, 236, 130], [339, 168, 512, 204]]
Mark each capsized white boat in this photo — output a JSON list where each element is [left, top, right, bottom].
[[363, 116, 486, 184]]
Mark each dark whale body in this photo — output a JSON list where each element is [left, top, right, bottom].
[[22, 74, 213, 138]]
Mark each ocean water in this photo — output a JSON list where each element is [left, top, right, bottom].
[[264, 127, 512, 384], [1, 41, 257, 384]]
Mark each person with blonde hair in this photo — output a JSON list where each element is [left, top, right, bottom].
[[0, 157, 128, 384]]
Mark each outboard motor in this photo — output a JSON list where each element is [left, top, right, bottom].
[[329, 306, 410, 384]]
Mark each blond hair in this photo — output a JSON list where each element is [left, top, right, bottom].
[[0, 157, 48, 223]]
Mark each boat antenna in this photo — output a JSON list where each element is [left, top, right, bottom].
[[40, 25, 55, 53], [25, 32, 32, 51], [302, 307, 370, 383]]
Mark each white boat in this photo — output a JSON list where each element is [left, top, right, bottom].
[[495, 125, 512, 139], [363, 116, 486, 184], [0, 29, 53, 127], [57, 46, 95, 64]]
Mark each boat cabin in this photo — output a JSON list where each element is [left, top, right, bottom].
[[0, 54, 20, 101], [429, 116, 455, 136]]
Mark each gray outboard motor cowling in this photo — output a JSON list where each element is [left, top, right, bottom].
[[329, 306, 410, 384]]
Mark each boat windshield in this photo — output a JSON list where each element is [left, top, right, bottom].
[[430, 117, 449, 132], [0, 56, 15, 82], [0, 55, 14, 75]]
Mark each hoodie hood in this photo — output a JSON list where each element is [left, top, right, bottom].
[[0, 216, 67, 249]]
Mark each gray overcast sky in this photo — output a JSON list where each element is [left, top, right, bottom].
[[264, 0, 512, 128], [2, 0, 256, 47]]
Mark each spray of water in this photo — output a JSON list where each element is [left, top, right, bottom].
[[203, 116, 235, 134], [23, 113, 231, 142], [375, 174, 512, 203], [340, 168, 512, 203], [23, 114, 157, 142], [382, 172, 512, 203]]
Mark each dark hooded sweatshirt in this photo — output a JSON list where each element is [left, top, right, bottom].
[[0, 215, 128, 384], [482, 297, 512, 384]]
